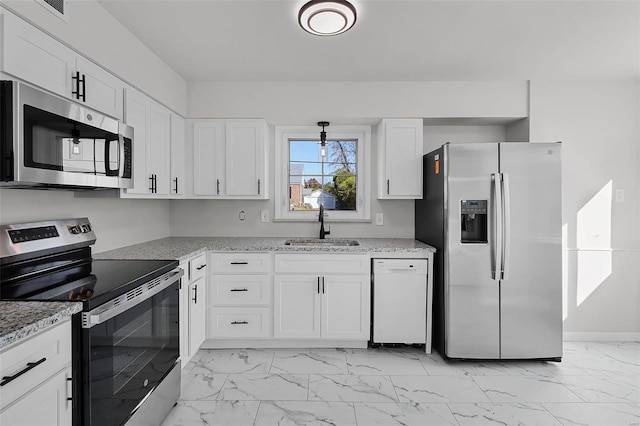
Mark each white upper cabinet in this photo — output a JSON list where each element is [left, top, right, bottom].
[[122, 88, 172, 197], [193, 120, 224, 196], [170, 113, 186, 197], [377, 119, 424, 199], [190, 119, 268, 199], [225, 120, 267, 197], [1, 11, 124, 120]]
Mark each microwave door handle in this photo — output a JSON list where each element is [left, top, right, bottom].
[[103, 137, 119, 177]]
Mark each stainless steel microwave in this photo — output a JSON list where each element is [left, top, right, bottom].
[[0, 80, 133, 190]]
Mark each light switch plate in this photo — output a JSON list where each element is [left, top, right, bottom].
[[615, 189, 625, 203], [375, 213, 384, 226], [260, 210, 269, 222]]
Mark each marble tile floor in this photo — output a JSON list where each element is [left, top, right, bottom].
[[161, 342, 640, 426]]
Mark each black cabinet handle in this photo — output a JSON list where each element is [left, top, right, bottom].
[[387, 179, 390, 195], [72, 72, 86, 102], [192, 284, 198, 304], [1, 357, 46, 386], [230, 262, 248, 265], [80, 74, 86, 102], [230, 288, 248, 292], [196, 264, 206, 270], [174, 177, 178, 193], [257, 179, 261, 195], [154, 174, 157, 193], [149, 175, 154, 192], [216, 179, 220, 195], [231, 321, 248, 325], [317, 276, 320, 294], [322, 276, 325, 294]]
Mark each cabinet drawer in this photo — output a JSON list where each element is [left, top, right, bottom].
[[189, 253, 207, 282], [209, 253, 270, 274], [210, 275, 271, 306], [0, 320, 71, 409], [275, 254, 369, 274], [207, 308, 270, 338]]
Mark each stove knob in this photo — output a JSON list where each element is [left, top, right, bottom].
[[68, 225, 81, 234]]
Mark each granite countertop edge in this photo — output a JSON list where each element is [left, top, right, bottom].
[[94, 237, 437, 261], [0, 301, 83, 351]]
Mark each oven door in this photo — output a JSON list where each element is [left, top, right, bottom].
[[78, 269, 182, 426]]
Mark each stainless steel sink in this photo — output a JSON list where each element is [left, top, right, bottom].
[[284, 239, 360, 247]]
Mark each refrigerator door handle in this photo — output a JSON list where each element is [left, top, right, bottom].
[[491, 173, 503, 281], [501, 172, 511, 281]]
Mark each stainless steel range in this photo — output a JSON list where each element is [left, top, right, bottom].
[[0, 218, 183, 426]]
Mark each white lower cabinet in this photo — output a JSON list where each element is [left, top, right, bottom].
[[207, 253, 272, 339], [0, 367, 72, 426], [0, 320, 72, 426], [179, 253, 207, 367], [273, 254, 370, 340]]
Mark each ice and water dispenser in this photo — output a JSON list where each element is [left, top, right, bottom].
[[461, 200, 488, 243]]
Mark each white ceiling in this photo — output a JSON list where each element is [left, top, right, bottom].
[[98, 0, 639, 82]]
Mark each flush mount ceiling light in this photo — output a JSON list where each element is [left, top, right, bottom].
[[298, 0, 357, 36]]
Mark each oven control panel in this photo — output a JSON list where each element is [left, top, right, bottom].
[[8, 226, 60, 243], [1, 218, 96, 262]]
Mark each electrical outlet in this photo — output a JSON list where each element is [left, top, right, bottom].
[[375, 213, 384, 226], [260, 210, 269, 223], [615, 189, 625, 203]]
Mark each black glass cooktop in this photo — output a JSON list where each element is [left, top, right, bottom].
[[1, 259, 178, 310]]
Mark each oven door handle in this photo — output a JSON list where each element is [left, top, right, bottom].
[[81, 268, 183, 328]]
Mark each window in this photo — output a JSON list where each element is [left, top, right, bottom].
[[275, 126, 371, 221]]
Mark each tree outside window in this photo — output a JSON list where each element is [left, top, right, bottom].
[[289, 139, 357, 211]]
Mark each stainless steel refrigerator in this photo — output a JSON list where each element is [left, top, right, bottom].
[[416, 142, 562, 360]]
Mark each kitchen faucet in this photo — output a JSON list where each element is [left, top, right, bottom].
[[318, 204, 330, 239]]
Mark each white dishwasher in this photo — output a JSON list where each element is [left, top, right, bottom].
[[372, 259, 430, 347]]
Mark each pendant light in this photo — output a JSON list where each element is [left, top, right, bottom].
[[318, 121, 329, 157], [298, 0, 357, 36]]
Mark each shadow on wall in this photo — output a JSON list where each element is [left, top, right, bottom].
[[563, 180, 613, 321]]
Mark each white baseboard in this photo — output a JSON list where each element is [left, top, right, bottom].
[[563, 332, 640, 342], [201, 338, 369, 349]]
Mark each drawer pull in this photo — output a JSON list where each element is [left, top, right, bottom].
[[196, 264, 206, 270], [230, 262, 248, 265], [231, 321, 249, 325], [230, 288, 248, 292], [1, 357, 47, 386]]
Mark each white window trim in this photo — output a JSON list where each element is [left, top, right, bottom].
[[275, 125, 371, 222]]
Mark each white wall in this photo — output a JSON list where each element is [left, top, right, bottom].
[[187, 81, 528, 123], [0, 189, 170, 253], [529, 80, 640, 337], [171, 81, 528, 238], [423, 125, 508, 154], [1, 1, 187, 114]]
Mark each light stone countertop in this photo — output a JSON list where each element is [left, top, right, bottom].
[[0, 301, 82, 350], [94, 237, 436, 261]]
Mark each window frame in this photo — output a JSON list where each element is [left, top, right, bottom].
[[275, 125, 371, 222]]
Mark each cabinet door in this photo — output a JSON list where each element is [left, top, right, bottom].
[[188, 279, 206, 357], [321, 275, 370, 339], [225, 120, 266, 197], [378, 119, 423, 199], [0, 367, 72, 426], [193, 121, 224, 196], [2, 12, 76, 99], [76, 57, 124, 120], [170, 114, 185, 197], [147, 103, 171, 196], [273, 275, 320, 339], [123, 89, 150, 194]]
